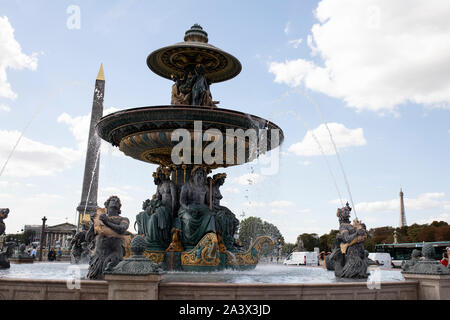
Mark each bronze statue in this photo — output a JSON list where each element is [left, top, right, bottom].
[[170, 65, 217, 107], [86, 196, 130, 280], [0, 208, 11, 269], [401, 249, 422, 271], [136, 166, 177, 250], [327, 203, 369, 278], [209, 173, 240, 251], [70, 223, 90, 264], [0, 208, 9, 236], [176, 166, 216, 248]]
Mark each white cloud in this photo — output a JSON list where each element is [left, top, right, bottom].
[[289, 122, 367, 156], [288, 38, 303, 48], [99, 186, 134, 203], [243, 200, 295, 210], [0, 16, 38, 100], [269, 0, 450, 113], [269, 200, 295, 208], [356, 192, 448, 213], [298, 160, 311, 166], [0, 130, 80, 177], [224, 187, 240, 194], [0, 105, 10, 112], [233, 173, 264, 185], [417, 214, 450, 225], [57, 107, 119, 153], [239, 200, 296, 217]]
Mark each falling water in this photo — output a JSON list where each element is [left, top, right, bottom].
[[0, 81, 88, 179], [267, 90, 345, 207], [297, 89, 358, 217], [81, 141, 102, 220], [296, 114, 345, 207]]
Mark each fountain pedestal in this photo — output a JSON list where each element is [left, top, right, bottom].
[[104, 236, 165, 300], [105, 274, 164, 300], [402, 274, 450, 300]]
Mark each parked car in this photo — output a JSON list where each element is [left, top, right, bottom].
[[283, 252, 318, 266], [368, 252, 392, 268]]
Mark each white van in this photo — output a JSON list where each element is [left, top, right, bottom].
[[368, 253, 392, 268], [283, 252, 318, 266]]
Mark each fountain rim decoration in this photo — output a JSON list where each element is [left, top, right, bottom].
[[96, 105, 284, 169], [146, 24, 242, 84], [97, 105, 284, 145]]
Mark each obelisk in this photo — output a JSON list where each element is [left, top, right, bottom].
[[399, 188, 407, 228], [76, 64, 105, 231]]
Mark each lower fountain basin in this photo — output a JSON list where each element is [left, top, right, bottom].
[[0, 262, 404, 283]]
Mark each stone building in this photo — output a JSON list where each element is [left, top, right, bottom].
[[24, 223, 77, 249], [45, 223, 77, 249]]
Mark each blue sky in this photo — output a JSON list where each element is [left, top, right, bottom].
[[0, 0, 449, 243]]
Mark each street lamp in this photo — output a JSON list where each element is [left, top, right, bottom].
[[277, 237, 282, 263], [39, 216, 47, 262]]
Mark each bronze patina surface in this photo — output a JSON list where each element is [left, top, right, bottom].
[[147, 24, 241, 84]]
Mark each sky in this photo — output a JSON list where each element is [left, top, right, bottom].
[[0, 0, 449, 243]]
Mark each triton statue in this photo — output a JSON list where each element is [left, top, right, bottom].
[[0, 208, 11, 269], [401, 249, 422, 272], [70, 223, 91, 264], [326, 203, 369, 278], [86, 196, 131, 280], [0, 208, 9, 236], [402, 243, 450, 275]]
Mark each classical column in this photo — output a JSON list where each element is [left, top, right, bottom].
[[38, 216, 46, 261], [399, 188, 407, 227], [76, 65, 105, 231]]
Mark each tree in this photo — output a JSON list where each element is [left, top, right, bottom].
[[407, 224, 422, 243], [418, 226, 437, 242], [281, 243, 296, 256], [430, 221, 448, 228], [436, 225, 450, 241], [295, 233, 319, 251], [238, 217, 283, 255]]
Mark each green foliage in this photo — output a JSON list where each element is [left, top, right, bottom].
[[238, 216, 283, 255], [318, 230, 339, 252], [281, 243, 296, 256], [296, 233, 319, 251]]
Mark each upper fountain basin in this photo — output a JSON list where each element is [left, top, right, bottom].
[[96, 105, 284, 169]]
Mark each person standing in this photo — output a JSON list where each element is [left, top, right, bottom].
[[30, 247, 37, 259], [48, 248, 56, 261], [441, 252, 448, 267]]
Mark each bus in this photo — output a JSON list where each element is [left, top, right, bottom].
[[374, 241, 450, 267]]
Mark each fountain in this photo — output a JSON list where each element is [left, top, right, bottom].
[[96, 24, 282, 272]]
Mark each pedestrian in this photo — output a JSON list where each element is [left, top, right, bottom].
[[441, 252, 448, 267], [48, 248, 56, 262], [30, 246, 37, 258]]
